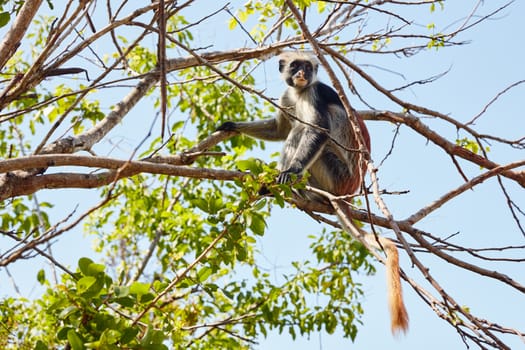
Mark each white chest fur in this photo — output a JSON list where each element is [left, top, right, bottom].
[[284, 86, 319, 125]]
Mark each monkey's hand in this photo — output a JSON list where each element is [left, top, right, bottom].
[[216, 121, 239, 132], [277, 166, 302, 185]]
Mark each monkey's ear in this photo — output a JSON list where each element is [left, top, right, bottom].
[[278, 59, 286, 73]]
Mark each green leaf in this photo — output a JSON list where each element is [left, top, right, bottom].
[[236, 244, 247, 261], [178, 278, 194, 288], [57, 327, 73, 340], [59, 305, 78, 319], [129, 281, 150, 296], [78, 257, 105, 276], [141, 326, 167, 346], [0, 12, 9, 28], [67, 329, 84, 350], [37, 269, 46, 284], [236, 158, 262, 174], [139, 292, 155, 304], [99, 328, 121, 345], [77, 276, 97, 294], [197, 266, 212, 283], [78, 257, 94, 276], [456, 137, 480, 154], [120, 327, 140, 344], [114, 285, 130, 297], [87, 263, 105, 276], [76, 274, 105, 298], [34, 340, 48, 350], [114, 296, 135, 308], [248, 212, 266, 236], [193, 198, 210, 213]]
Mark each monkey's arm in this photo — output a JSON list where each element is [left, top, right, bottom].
[[217, 117, 290, 141]]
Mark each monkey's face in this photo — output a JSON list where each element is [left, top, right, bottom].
[[280, 59, 317, 89]]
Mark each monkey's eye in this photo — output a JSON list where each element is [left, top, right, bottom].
[[304, 63, 312, 73]]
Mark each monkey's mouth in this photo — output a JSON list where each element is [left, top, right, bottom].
[[294, 77, 308, 87]]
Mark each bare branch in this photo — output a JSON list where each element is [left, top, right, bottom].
[[0, 0, 44, 70], [359, 110, 525, 187], [0, 154, 244, 200]]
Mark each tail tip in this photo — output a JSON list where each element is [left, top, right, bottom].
[[391, 313, 409, 336]]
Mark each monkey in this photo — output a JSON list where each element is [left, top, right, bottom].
[[219, 51, 369, 198], [217, 51, 409, 334]]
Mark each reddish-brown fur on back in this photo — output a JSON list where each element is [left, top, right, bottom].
[[337, 113, 371, 195]]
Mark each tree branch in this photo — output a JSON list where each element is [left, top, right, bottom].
[[0, 0, 44, 70], [359, 110, 525, 187], [0, 153, 244, 200]]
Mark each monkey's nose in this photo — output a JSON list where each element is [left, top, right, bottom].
[[296, 71, 307, 83]]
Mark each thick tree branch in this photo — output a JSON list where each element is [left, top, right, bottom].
[[0, 154, 244, 200], [0, 0, 43, 70]]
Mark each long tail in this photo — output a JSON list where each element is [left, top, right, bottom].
[[335, 203, 409, 334], [381, 236, 409, 335]]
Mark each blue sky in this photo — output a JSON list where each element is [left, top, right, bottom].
[[1, 1, 524, 349]]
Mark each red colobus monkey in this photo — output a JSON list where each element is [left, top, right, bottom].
[[217, 51, 409, 334]]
